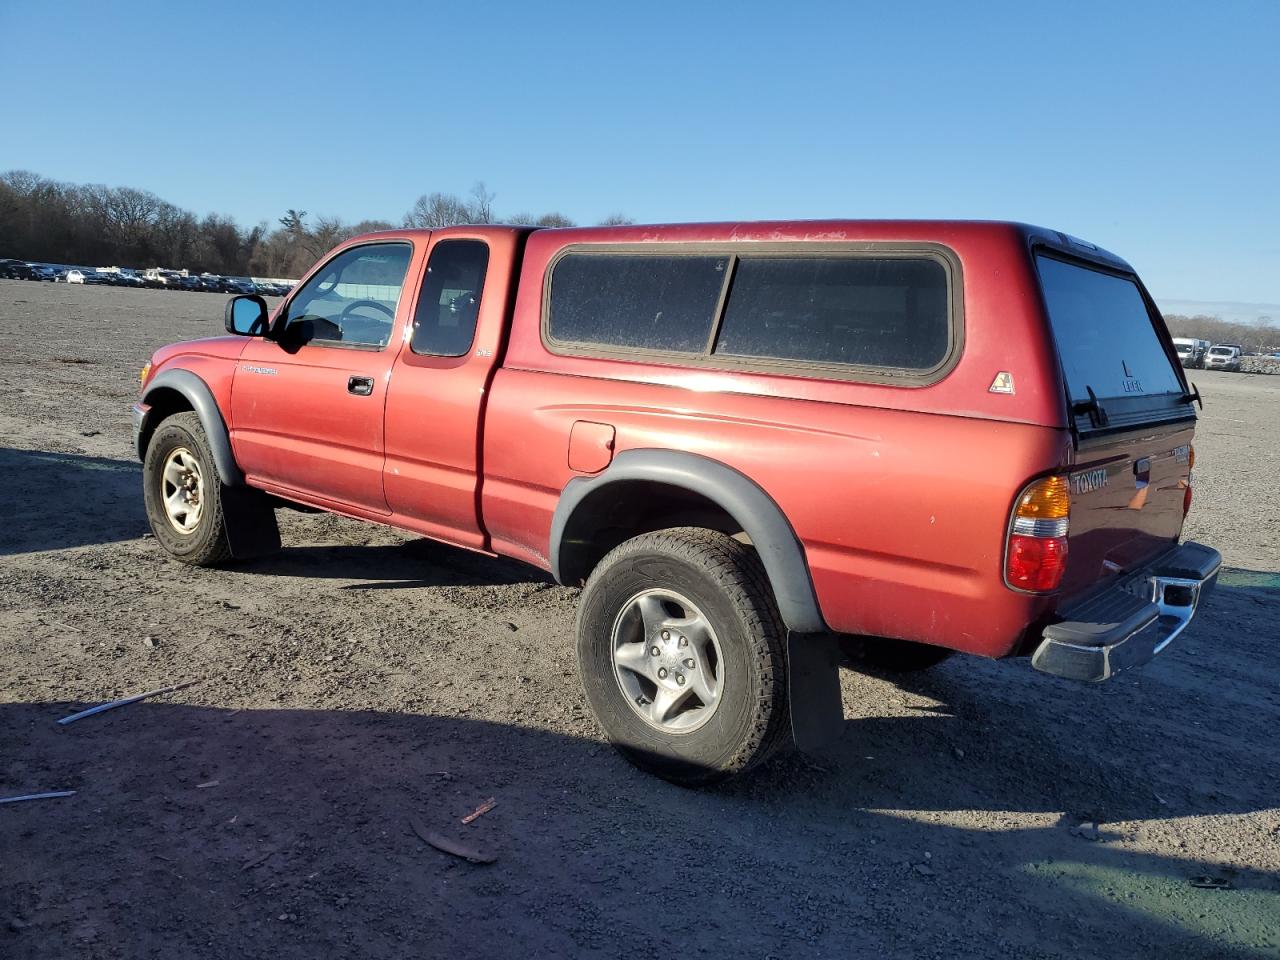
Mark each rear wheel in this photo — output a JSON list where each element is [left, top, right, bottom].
[[576, 528, 790, 786], [143, 412, 233, 566]]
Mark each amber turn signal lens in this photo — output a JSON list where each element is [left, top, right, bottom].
[[1015, 475, 1070, 520], [140, 361, 152, 384]]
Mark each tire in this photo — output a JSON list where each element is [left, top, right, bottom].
[[576, 527, 790, 786], [838, 634, 954, 673], [143, 411, 233, 566]]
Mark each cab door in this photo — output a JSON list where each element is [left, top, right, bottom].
[[382, 228, 523, 549], [230, 239, 420, 514]]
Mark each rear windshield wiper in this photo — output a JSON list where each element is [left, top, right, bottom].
[[1179, 382, 1203, 409], [1072, 385, 1110, 428]]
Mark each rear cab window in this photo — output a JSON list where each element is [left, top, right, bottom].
[[1035, 253, 1189, 431]]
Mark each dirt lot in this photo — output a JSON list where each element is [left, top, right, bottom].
[[1, 280, 1277, 959]]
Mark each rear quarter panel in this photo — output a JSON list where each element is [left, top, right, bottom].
[[485, 221, 1074, 657]]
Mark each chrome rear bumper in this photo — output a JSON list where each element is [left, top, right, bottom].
[[1031, 542, 1221, 682]]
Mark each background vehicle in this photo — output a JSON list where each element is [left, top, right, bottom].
[[1205, 343, 1242, 370], [1172, 336, 1209, 368], [226, 277, 258, 294], [0, 258, 39, 280], [133, 220, 1216, 785]]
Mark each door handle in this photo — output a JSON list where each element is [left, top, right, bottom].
[[347, 376, 374, 396]]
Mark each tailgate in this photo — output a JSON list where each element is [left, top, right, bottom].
[[1061, 422, 1194, 598]]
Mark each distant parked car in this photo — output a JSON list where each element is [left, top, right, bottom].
[[226, 277, 258, 294], [0, 259, 39, 280], [30, 265, 60, 282], [1205, 344, 1242, 371]]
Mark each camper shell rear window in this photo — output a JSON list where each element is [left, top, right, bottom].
[[1036, 253, 1190, 430]]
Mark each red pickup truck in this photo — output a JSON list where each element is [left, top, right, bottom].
[[133, 220, 1219, 784]]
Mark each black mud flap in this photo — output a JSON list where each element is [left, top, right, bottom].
[[222, 486, 281, 560], [787, 632, 844, 752]]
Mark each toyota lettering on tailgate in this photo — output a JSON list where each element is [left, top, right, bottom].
[[1071, 468, 1109, 496]]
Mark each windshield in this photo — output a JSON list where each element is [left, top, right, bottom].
[[1037, 255, 1182, 403], [1210, 347, 1234, 355]]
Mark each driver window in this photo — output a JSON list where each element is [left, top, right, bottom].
[[283, 242, 412, 348]]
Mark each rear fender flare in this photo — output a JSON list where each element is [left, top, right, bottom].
[[140, 369, 243, 486], [550, 449, 826, 633]]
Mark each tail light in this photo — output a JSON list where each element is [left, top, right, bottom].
[[1005, 475, 1070, 592], [1183, 445, 1195, 516]]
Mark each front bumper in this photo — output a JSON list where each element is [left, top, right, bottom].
[[1031, 541, 1221, 682]]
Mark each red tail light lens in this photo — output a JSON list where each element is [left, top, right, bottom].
[[1005, 475, 1070, 593], [1006, 533, 1068, 591]]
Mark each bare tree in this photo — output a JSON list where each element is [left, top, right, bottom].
[[468, 182, 496, 223], [404, 192, 473, 229], [598, 214, 634, 226]]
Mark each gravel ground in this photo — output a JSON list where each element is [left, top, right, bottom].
[[1, 280, 1277, 959]]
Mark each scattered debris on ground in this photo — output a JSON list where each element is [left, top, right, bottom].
[[0, 790, 77, 805], [56, 679, 201, 725], [410, 818, 497, 865], [461, 797, 498, 824]]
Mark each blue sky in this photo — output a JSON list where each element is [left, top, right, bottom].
[[1, 0, 1277, 303]]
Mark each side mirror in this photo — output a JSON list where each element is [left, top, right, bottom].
[[225, 295, 269, 337]]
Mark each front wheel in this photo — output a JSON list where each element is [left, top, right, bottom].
[[143, 412, 233, 566], [575, 528, 791, 786]]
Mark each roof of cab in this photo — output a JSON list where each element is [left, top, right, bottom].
[[342, 220, 1133, 276]]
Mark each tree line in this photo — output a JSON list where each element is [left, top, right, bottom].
[[1163, 315, 1278, 354], [0, 171, 632, 278]]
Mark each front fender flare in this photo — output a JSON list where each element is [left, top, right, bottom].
[[139, 368, 243, 486], [550, 449, 827, 634]]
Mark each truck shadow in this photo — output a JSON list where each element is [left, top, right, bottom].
[[815, 567, 1279, 821], [240, 535, 556, 590], [0, 447, 147, 556], [1, 700, 1275, 959]]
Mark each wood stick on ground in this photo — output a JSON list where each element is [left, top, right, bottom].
[[0, 790, 76, 805], [461, 797, 498, 824], [56, 679, 201, 725]]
